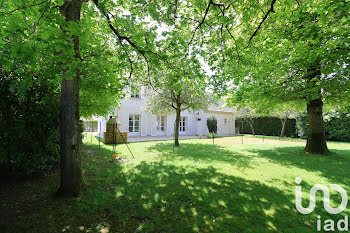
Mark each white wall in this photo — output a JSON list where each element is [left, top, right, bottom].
[[95, 87, 236, 137]]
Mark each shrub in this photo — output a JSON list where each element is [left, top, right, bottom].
[[325, 111, 350, 142], [207, 116, 217, 134], [0, 68, 60, 176], [236, 116, 297, 137], [207, 132, 217, 139], [296, 110, 350, 142]]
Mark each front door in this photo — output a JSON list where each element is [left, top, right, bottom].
[[196, 118, 201, 135]]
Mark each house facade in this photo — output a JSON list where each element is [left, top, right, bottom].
[[96, 87, 236, 137]]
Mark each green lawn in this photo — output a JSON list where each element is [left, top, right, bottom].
[[3, 135, 350, 232]]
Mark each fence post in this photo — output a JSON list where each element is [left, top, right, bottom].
[[99, 121, 101, 149], [91, 121, 93, 145]]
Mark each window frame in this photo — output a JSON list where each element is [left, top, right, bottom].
[[179, 117, 187, 132], [130, 85, 141, 99], [129, 114, 140, 133], [157, 116, 166, 132]]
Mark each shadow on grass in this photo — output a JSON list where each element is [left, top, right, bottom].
[[106, 161, 302, 233], [147, 142, 254, 169], [5, 144, 346, 233], [247, 146, 350, 187]]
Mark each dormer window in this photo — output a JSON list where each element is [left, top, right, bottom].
[[131, 93, 140, 99], [130, 85, 141, 99]]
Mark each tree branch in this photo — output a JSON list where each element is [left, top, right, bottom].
[[248, 0, 277, 45], [189, 0, 213, 45], [31, 0, 52, 34], [0, 0, 49, 15], [225, 25, 242, 61]]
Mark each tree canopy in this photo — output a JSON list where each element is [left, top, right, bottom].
[[195, 0, 350, 153], [1, 0, 349, 196], [220, 0, 350, 107]]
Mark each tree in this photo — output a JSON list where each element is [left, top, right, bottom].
[[146, 76, 211, 146], [274, 109, 293, 138], [0, 0, 176, 196], [193, 0, 350, 154], [271, 103, 302, 138], [235, 108, 260, 136], [56, 0, 83, 197]]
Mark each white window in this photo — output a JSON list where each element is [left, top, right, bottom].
[[129, 114, 140, 132], [179, 117, 187, 132], [130, 85, 141, 99], [157, 116, 166, 132], [131, 93, 140, 98]]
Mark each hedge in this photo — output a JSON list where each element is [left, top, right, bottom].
[[325, 116, 350, 142], [296, 111, 350, 142], [236, 117, 297, 137]]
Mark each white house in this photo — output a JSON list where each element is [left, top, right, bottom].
[[95, 86, 236, 138]]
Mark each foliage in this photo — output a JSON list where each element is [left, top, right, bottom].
[[237, 117, 297, 137], [0, 68, 60, 176], [235, 107, 261, 135], [270, 103, 303, 137], [199, 0, 350, 152], [206, 132, 217, 139], [296, 112, 308, 139], [206, 116, 218, 134], [146, 71, 211, 146], [270, 102, 303, 121], [145, 82, 211, 115], [0, 1, 130, 118], [325, 114, 350, 142], [297, 110, 350, 142], [215, 0, 350, 107], [0, 0, 190, 185]]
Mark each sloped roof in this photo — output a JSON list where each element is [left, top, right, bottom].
[[206, 100, 236, 113]]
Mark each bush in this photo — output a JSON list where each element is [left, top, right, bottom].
[[0, 68, 60, 176], [325, 111, 350, 142], [207, 116, 217, 134], [207, 132, 217, 139], [236, 117, 297, 137], [296, 110, 350, 142]]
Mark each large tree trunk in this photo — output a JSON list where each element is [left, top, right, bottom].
[[57, 0, 83, 197], [174, 107, 181, 147], [280, 118, 287, 138], [305, 98, 330, 154]]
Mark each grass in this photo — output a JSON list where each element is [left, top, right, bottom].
[[2, 135, 350, 232]]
